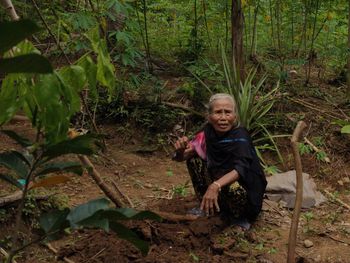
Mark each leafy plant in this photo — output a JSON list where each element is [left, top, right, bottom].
[[298, 143, 312, 155]]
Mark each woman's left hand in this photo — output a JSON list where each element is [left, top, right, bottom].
[[200, 183, 220, 215]]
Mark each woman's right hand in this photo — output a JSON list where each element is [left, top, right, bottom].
[[173, 136, 194, 161]]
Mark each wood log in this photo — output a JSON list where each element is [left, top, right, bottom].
[[155, 211, 199, 222]]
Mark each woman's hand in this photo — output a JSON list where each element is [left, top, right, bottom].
[[173, 136, 194, 161], [200, 182, 221, 215]]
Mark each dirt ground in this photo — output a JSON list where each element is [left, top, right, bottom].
[[1, 113, 350, 262]]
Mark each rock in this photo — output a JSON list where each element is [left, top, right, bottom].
[[314, 255, 322, 262], [343, 177, 350, 184], [304, 239, 314, 248], [337, 180, 344, 186]]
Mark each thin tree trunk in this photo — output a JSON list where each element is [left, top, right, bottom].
[[231, 0, 245, 82], [142, 0, 152, 73], [291, 3, 294, 53], [306, 0, 320, 84], [225, 0, 229, 51], [268, 0, 275, 49], [347, 0, 350, 99], [275, 0, 285, 72], [250, 0, 260, 57], [202, 0, 211, 48], [0, 0, 19, 20]]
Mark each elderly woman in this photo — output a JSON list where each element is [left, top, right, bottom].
[[173, 93, 267, 229]]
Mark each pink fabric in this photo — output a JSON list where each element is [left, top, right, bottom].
[[190, 131, 207, 160]]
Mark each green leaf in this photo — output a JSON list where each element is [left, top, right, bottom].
[[0, 75, 27, 125], [76, 210, 109, 231], [56, 65, 86, 114], [1, 130, 32, 147], [67, 198, 110, 226], [0, 173, 23, 189], [0, 151, 29, 178], [341, 125, 350, 134], [0, 54, 53, 74], [37, 162, 83, 176], [0, 19, 40, 54], [77, 55, 98, 100], [39, 208, 70, 234], [110, 221, 149, 256], [41, 134, 101, 162]]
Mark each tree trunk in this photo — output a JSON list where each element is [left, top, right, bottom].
[[347, 0, 350, 99], [250, 0, 260, 57], [0, 0, 19, 20], [231, 0, 245, 82]]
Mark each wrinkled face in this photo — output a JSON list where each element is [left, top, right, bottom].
[[208, 98, 236, 135]]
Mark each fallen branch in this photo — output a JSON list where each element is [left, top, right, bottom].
[[162, 102, 205, 118], [155, 211, 199, 222], [45, 243, 75, 263], [288, 97, 346, 120], [323, 233, 350, 245], [287, 121, 307, 263], [0, 191, 49, 207], [79, 155, 125, 208], [0, 247, 18, 263], [111, 180, 134, 208], [323, 189, 350, 210], [304, 137, 330, 163]]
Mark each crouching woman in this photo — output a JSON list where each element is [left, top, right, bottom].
[[173, 93, 267, 229]]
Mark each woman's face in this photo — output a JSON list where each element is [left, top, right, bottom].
[[208, 98, 236, 135]]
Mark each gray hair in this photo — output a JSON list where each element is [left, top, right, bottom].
[[208, 93, 237, 114], [207, 93, 240, 127]]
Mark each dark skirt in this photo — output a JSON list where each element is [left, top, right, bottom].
[[186, 157, 247, 219]]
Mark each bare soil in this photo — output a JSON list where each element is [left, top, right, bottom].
[[1, 105, 350, 263]]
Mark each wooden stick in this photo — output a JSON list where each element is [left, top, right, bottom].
[[155, 211, 199, 222], [79, 155, 125, 208], [287, 121, 307, 263], [0, 247, 18, 263], [323, 189, 350, 210], [111, 180, 134, 208], [162, 102, 205, 118], [45, 243, 75, 263], [304, 137, 331, 163]]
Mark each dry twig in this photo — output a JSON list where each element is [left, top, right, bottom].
[[323, 189, 350, 210], [45, 243, 75, 263]]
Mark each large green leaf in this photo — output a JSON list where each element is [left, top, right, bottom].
[[85, 26, 116, 99], [0, 19, 40, 54], [341, 125, 350, 134], [0, 75, 27, 125], [29, 74, 71, 143], [39, 208, 70, 234], [67, 198, 110, 226], [1, 130, 32, 147], [77, 55, 98, 100], [37, 162, 83, 176], [76, 210, 109, 231], [56, 65, 86, 114], [110, 221, 149, 256], [0, 151, 29, 178], [41, 134, 101, 162], [0, 173, 23, 189], [0, 54, 53, 74]]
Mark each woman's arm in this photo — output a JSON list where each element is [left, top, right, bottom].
[[200, 169, 240, 215]]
